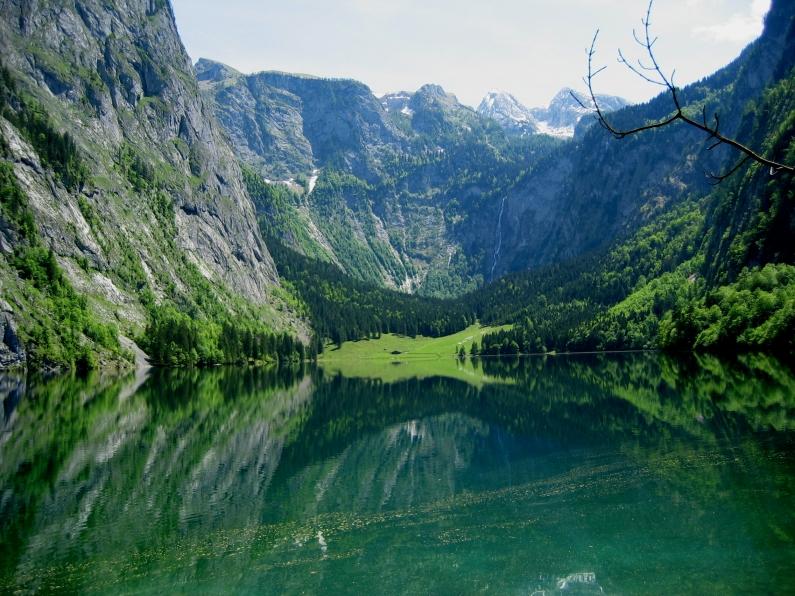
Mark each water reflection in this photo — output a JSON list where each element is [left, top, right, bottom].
[[1, 353, 794, 594]]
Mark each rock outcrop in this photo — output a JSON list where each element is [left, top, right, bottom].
[[0, 0, 279, 308], [0, 300, 25, 369], [0, 0, 295, 369], [197, 59, 405, 182]]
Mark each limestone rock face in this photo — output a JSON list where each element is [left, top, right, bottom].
[[197, 59, 405, 182], [0, 0, 278, 307]]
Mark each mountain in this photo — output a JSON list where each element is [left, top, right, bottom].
[[477, 91, 538, 137], [492, 0, 795, 279], [477, 89, 627, 138], [203, 5, 789, 302], [266, 0, 795, 355], [197, 59, 403, 182], [200, 65, 559, 295], [1, 0, 792, 369], [529, 88, 628, 137], [0, 0, 304, 370], [405, 84, 485, 137], [467, 0, 795, 353]]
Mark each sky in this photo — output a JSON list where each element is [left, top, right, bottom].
[[171, 0, 770, 109]]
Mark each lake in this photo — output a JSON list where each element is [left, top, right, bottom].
[[1, 353, 794, 594]]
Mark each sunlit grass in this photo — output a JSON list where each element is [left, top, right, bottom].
[[318, 323, 513, 385]]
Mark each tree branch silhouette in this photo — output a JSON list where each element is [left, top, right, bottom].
[[572, 0, 794, 180]]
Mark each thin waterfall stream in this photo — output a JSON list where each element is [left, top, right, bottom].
[[490, 196, 507, 281]]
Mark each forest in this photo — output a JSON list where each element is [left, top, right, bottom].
[[140, 304, 307, 366], [267, 240, 475, 348], [270, 79, 795, 357]]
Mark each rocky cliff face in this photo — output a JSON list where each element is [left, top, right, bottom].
[[197, 59, 405, 182], [0, 0, 290, 366], [202, 66, 551, 296]]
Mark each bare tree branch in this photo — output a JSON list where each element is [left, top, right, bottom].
[[572, 0, 794, 178], [706, 156, 751, 185]]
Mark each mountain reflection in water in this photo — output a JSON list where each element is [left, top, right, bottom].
[[1, 353, 794, 594]]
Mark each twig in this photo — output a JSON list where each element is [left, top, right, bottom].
[[573, 0, 794, 178]]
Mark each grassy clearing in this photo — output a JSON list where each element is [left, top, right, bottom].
[[320, 324, 512, 361], [318, 323, 513, 385]]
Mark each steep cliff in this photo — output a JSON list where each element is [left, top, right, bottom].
[[197, 59, 405, 182], [0, 0, 296, 369]]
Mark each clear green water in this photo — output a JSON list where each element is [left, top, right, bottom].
[[2, 353, 795, 594]]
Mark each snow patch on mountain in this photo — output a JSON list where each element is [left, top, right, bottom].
[[381, 92, 413, 114], [530, 88, 629, 137], [534, 121, 577, 139], [476, 91, 538, 136], [478, 88, 629, 138]]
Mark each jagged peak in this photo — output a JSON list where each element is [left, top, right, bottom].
[[416, 83, 448, 96], [477, 90, 526, 112], [412, 84, 463, 111], [194, 58, 242, 83]]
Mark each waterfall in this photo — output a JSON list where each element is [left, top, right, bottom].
[[490, 196, 507, 281]]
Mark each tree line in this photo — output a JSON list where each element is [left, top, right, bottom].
[[268, 239, 476, 348]]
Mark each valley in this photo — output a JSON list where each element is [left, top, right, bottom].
[[0, 0, 793, 368], [1, 1, 795, 593]]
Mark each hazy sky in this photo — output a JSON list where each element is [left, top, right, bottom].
[[171, 0, 770, 108]]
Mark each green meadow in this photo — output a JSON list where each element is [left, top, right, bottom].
[[318, 323, 513, 385]]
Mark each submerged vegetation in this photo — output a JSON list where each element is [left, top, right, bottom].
[[2, 352, 795, 592]]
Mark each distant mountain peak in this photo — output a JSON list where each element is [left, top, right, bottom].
[[381, 91, 414, 115], [416, 83, 448, 97], [476, 91, 537, 136], [552, 86, 577, 100], [413, 84, 463, 111], [476, 87, 628, 139], [531, 88, 629, 138], [381, 85, 473, 125]]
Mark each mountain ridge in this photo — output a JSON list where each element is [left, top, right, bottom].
[[199, 60, 555, 295]]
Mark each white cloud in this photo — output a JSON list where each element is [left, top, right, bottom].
[[693, 0, 769, 42]]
